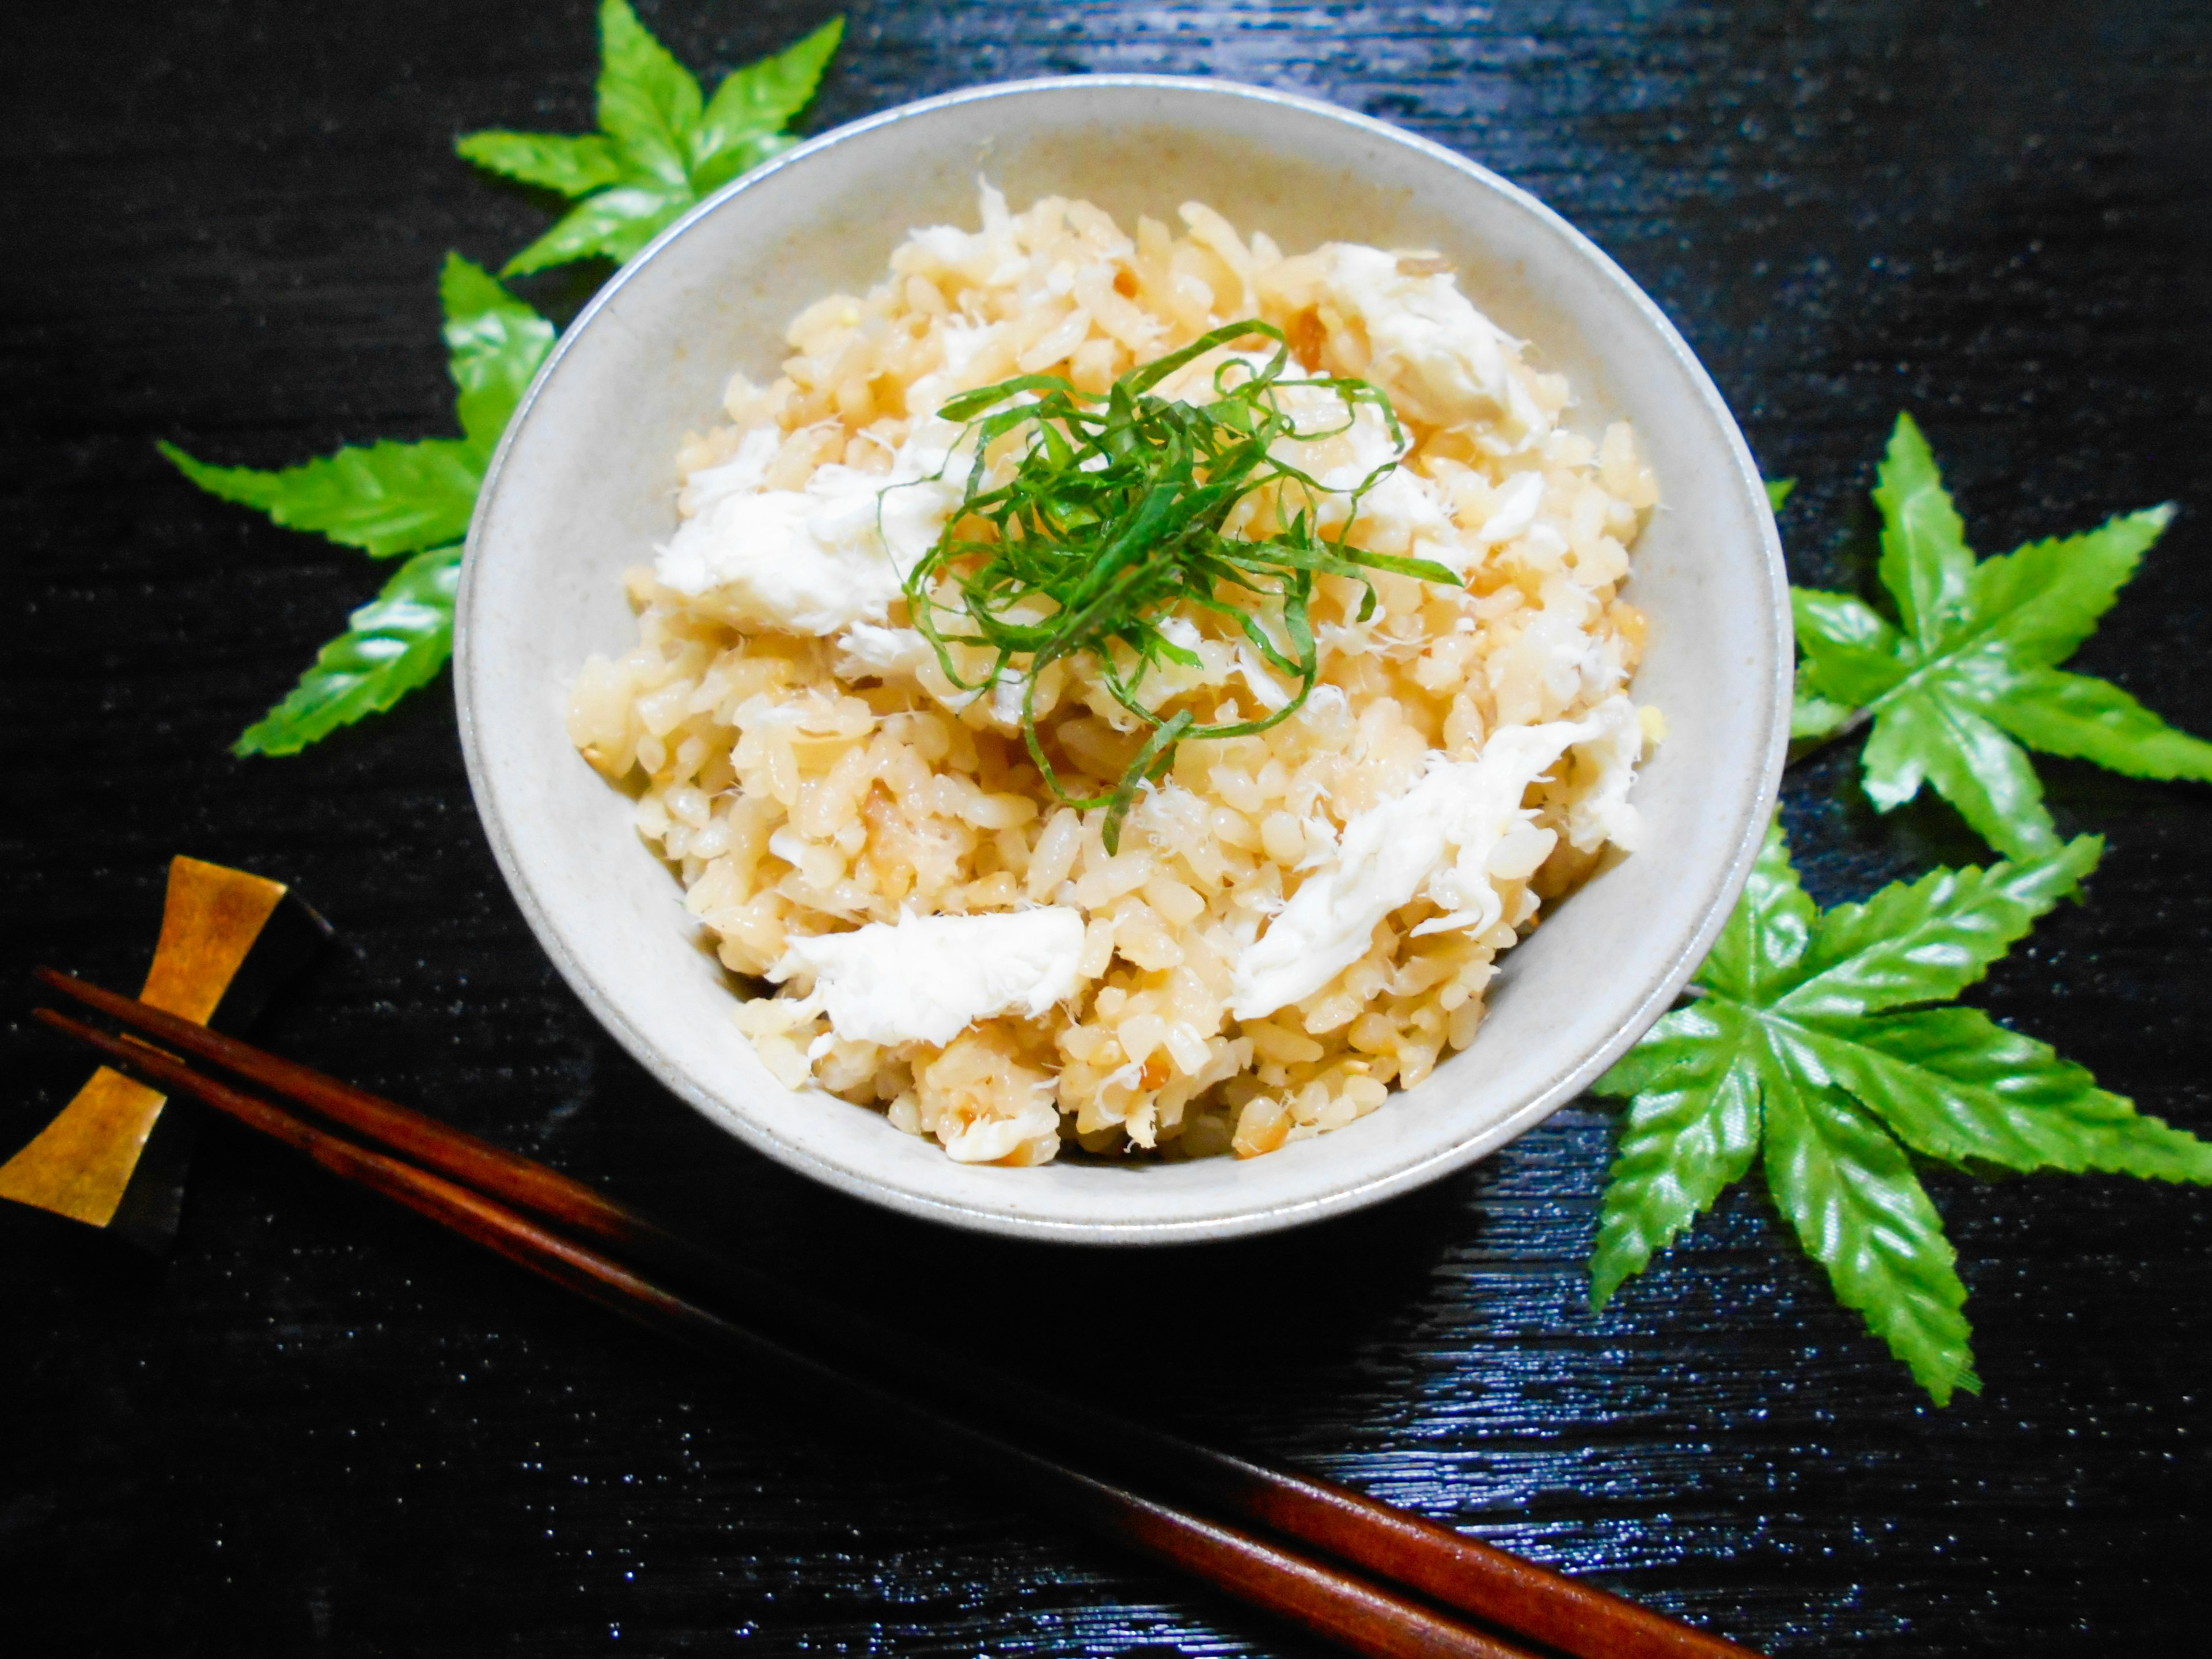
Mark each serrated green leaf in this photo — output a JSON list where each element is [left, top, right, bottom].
[[460, 9, 840, 277], [162, 260, 551, 754], [1781, 836, 2100, 1021], [160, 437, 481, 558], [1956, 505, 2173, 672], [1792, 672, 1857, 743], [1792, 586, 1907, 709], [1589, 1002, 1764, 1307], [1757, 1041, 1978, 1404], [596, 0, 702, 187], [693, 15, 842, 175], [690, 128, 800, 198], [452, 130, 620, 196], [1765, 478, 1794, 510], [1862, 683, 2059, 859], [1695, 818, 1813, 1002], [1590, 821, 2205, 1403], [501, 184, 690, 275], [233, 546, 462, 756], [1802, 1007, 2212, 1184], [1786, 421, 2202, 858], [1594, 1002, 1734, 1101], [1978, 665, 2212, 783], [1872, 412, 1975, 653], [440, 254, 556, 454]]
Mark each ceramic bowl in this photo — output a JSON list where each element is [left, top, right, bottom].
[[456, 75, 1790, 1244]]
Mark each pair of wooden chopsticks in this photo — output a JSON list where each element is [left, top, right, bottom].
[[32, 966, 1764, 1659]]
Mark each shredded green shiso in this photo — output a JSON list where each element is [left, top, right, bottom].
[[902, 319, 1463, 851]]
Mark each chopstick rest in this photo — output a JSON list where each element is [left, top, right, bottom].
[[3, 857, 328, 1249]]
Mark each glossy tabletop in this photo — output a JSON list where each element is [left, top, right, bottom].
[[4, 3, 2209, 1653]]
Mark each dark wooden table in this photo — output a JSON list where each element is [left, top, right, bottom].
[[6, 2, 2209, 1652]]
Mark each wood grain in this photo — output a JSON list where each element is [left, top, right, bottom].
[[4, 2, 2209, 1654]]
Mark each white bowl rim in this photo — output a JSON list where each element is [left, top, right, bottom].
[[456, 72, 1792, 1245]]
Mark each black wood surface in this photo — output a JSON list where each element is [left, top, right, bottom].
[[6, 2, 2209, 1653]]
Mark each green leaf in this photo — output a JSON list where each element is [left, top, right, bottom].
[[1588, 1002, 1763, 1306], [1783, 419, 2203, 857], [1956, 505, 2172, 672], [1804, 1007, 2212, 1184], [233, 546, 463, 756], [691, 129, 801, 199], [502, 184, 691, 275], [161, 260, 544, 550], [1765, 477, 1794, 510], [1980, 665, 2212, 782], [440, 254, 557, 454], [1792, 587, 1906, 709], [693, 15, 842, 177], [595, 0, 702, 187], [1590, 823, 2212, 1403], [1872, 412, 1975, 653], [1694, 819, 1813, 1003], [1791, 673, 1857, 743], [452, 130, 620, 196], [1781, 836, 2100, 1021], [1758, 1045, 1978, 1404], [160, 437, 481, 558], [1863, 685, 2058, 859], [460, 7, 841, 276], [162, 260, 551, 753]]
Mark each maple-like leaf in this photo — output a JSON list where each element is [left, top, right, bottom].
[[232, 546, 465, 756], [1589, 819, 2212, 1404], [162, 257, 554, 755], [1790, 413, 2211, 857], [458, 3, 843, 276]]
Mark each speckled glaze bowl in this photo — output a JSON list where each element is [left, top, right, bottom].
[[456, 76, 1790, 1244]]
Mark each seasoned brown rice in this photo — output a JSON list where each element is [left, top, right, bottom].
[[569, 185, 1661, 1168]]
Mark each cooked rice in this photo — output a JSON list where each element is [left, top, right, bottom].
[[569, 185, 1661, 1168]]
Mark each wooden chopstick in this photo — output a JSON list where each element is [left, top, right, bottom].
[[34, 1000, 1540, 1659], [29, 967, 714, 1280], [33, 968, 1766, 1659]]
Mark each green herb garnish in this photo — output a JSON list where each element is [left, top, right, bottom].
[[1790, 413, 2212, 857], [904, 320, 1461, 851], [1590, 819, 2212, 1403], [161, 256, 554, 755], [458, 2, 843, 276]]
